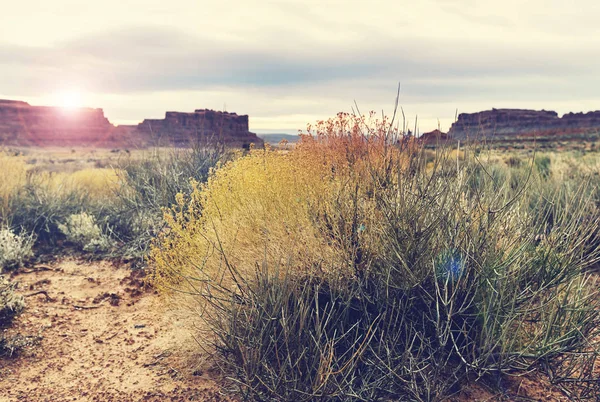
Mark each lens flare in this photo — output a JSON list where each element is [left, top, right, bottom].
[[56, 91, 83, 109]]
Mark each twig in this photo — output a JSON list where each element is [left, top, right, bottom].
[[73, 304, 101, 310], [24, 290, 55, 302], [144, 351, 170, 367], [19, 266, 56, 274], [132, 344, 145, 353], [505, 395, 543, 402], [552, 378, 600, 384], [93, 329, 119, 343]]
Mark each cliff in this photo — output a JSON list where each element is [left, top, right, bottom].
[[0, 99, 119, 147], [135, 109, 263, 148], [448, 108, 600, 140], [0, 100, 263, 148]]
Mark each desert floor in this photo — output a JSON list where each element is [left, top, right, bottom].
[[0, 260, 571, 401], [0, 260, 233, 402]]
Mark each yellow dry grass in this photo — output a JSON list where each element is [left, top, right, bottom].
[[0, 150, 121, 222], [0, 151, 28, 220]]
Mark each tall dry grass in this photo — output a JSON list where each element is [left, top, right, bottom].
[[0, 151, 27, 221]]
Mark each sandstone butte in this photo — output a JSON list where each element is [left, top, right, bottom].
[[0, 99, 263, 148], [419, 129, 449, 145], [448, 108, 600, 141]]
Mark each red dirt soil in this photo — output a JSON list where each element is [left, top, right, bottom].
[[0, 260, 234, 402]]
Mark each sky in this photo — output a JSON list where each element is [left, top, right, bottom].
[[1, 0, 599, 134]]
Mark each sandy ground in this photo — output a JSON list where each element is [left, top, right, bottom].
[[0, 260, 233, 402], [0, 259, 583, 401]]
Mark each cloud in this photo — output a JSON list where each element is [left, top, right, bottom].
[[1, 0, 600, 132], [1, 22, 598, 98]]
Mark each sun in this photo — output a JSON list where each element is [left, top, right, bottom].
[[56, 91, 84, 109]]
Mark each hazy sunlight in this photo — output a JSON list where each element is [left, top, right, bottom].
[[55, 90, 83, 109]]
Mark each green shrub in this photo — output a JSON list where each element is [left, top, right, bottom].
[[205, 166, 599, 400], [0, 143, 226, 262], [106, 143, 228, 261], [0, 275, 35, 358], [0, 333, 41, 357], [6, 175, 92, 249], [535, 155, 552, 178], [506, 155, 522, 167]]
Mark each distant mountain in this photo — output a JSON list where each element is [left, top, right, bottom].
[[448, 108, 600, 141], [257, 133, 301, 145], [0, 99, 119, 147], [130, 109, 263, 148], [0, 99, 262, 148]]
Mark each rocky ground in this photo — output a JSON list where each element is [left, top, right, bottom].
[[0, 260, 576, 401], [0, 260, 233, 402]]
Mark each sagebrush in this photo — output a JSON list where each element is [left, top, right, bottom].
[[0, 275, 24, 326], [153, 112, 600, 400], [0, 227, 34, 271]]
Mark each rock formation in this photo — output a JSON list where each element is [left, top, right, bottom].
[[419, 129, 449, 145], [0, 100, 119, 147], [134, 109, 262, 148], [449, 108, 600, 140], [0, 100, 263, 148]]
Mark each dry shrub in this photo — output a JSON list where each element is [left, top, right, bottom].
[[0, 227, 34, 271], [0, 144, 225, 261], [27, 168, 120, 203], [108, 144, 227, 261], [152, 112, 412, 288], [59, 168, 120, 201], [58, 212, 112, 253], [0, 334, 41, 358], [152, 112, 600, 400], [153, 147, 335, 289], [0, 275, 24, 326], [0, 274, 38, 358], [0, 156, 121, 251]]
